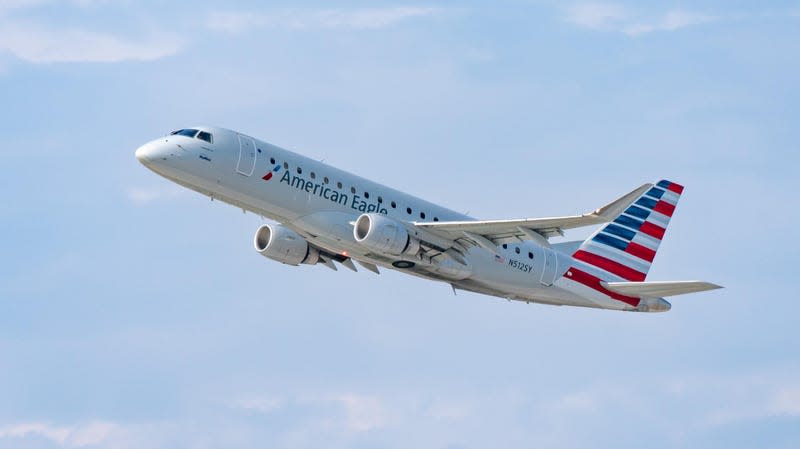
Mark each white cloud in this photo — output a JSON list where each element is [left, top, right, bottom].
[[5, 374, 800, 449], [565, 3, 628, 30], [623, 10, 716, 36], [332, 393, 388, 433], [230, 392, 390, 434], [0, 21, 183, 63], [0, 422, 70, 444], [0, 421, 120, 447], [206, 7, 442, 33], [565, 3, 717, 36], [770, 387, 800, 416]]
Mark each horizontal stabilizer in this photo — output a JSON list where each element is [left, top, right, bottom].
[[602, 281, 723, 298]]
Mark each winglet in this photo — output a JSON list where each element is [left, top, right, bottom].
[[591, 183, 652, 221]]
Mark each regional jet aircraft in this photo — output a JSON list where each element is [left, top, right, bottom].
[[135, 126, 721, 312]]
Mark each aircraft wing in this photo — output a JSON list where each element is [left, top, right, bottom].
[[414, 183, 652, 246]]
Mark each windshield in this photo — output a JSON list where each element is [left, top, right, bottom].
[[169, 128, 214, 143], [173, 129, 199, 137]]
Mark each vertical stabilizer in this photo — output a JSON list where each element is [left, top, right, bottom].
[[572, 180, 684, 282]]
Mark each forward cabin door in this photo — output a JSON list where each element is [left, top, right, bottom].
[[236, 135, 257, 176], [540, 248, 558, 286]]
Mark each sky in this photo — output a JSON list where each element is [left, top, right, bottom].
[[1, 1, 799, 448]]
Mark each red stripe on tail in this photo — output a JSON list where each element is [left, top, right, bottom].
[[639, 221, 666, 240], [653, 200, 675, 217], [573, 250, 647, 282], [625, 242, 656, 262], [566, 267, 640, 307], [667, 183, 684, 194]]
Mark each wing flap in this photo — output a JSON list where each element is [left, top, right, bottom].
[[602, 281, 723, 297]]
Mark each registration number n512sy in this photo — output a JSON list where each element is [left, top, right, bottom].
[[508, 259, 533, 273]]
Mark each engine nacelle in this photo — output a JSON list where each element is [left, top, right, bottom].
[[353, 213, 420, 255], [253, 224, 320, 266]]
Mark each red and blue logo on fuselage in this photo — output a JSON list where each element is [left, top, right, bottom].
[[261, 164, 281, 181]]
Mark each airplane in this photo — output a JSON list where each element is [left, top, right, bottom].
[[135, 126, 721, 313]]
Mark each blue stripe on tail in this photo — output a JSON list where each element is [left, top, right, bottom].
[[614, 214, 643, 231]]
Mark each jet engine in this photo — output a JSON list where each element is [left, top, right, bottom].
[[253, 224, 320, 266], [353, 213, 420, 256]]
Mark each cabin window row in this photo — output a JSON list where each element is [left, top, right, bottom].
[[502, 243, 534, 260], [268, 156, 440, 222]]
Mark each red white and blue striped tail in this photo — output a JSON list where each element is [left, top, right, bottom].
[[572, 180, 684, 283]]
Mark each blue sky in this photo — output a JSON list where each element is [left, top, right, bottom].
[[1, 1, 799, 448]]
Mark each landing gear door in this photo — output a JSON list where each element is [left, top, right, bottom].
[[236, 135, 257, 176]]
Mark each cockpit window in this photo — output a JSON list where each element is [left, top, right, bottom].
[[175, 129, 199, 137], [196, 131, 213, 143], [170, 129, 214, 143]]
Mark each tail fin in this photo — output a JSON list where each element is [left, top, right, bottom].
[[572, 180, 684, 282]]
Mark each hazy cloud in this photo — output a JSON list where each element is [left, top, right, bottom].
[[565, 3, 717, 35], [0, 21, 183, 63], [4, 373, 800, 449], [206, 7, 442, 33], [564, 3, 628, 30], [770, 387, 800, 416], [624, 10, 716, 36], [333, 393, 389, 433], [0, 421, 119, 447]]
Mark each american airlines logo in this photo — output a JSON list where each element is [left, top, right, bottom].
[[261, 164, 281, 181], [262, 168, 389, 214]]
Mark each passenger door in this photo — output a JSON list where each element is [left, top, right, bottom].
[[236, 135, 257, 176]]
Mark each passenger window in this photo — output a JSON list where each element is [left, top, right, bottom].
[[515, 247, 521, 254], [196, 131, 213, 143], [323, 176, 329, 184], [420, 212, 426, 219], [528, 252, 534, 259], [433, 217, 439, 222], [502, 244, 508, 249], [297, 167, 302, 174], [391, 201, 397, 208], [406, 207, 412, 214], [270, 157, 276, 164], [351, 186, 356, 194], [364, 191, 370, 199], [310, 172, 316, 179], [284, 162, 289, 169], [337, 182, 343, 189]]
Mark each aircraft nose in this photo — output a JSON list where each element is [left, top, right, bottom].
[[135, 142, 154, 164]]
